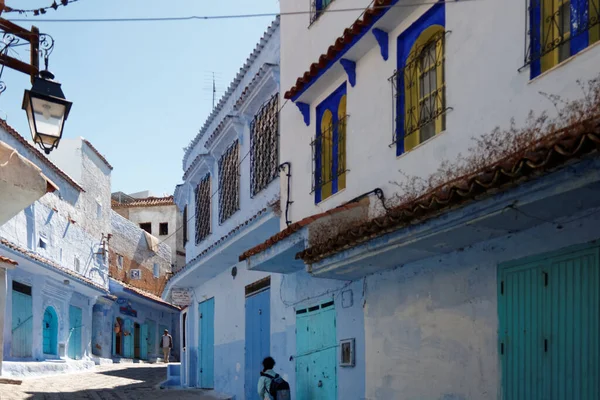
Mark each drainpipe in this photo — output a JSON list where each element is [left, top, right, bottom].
[[279, 162, 293, 226]]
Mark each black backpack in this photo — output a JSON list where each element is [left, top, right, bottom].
[[261, 372, 291, 400]]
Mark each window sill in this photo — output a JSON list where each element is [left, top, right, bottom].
[[395, 128, 448, 161], [315, 186, 347, 205], [527, 39, 600, 85]]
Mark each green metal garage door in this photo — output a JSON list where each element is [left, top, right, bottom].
[[499, 244, 600, 399]]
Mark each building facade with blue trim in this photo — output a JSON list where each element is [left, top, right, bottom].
[[241, 0, 600, 399], [0, 131, 113, 373]]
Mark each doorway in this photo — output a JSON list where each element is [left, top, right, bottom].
[[114, 317, 124, 356], [68, 305, 83, 360], [134, 323, 141, 359], [245, 277, 271, 400], [198, 298, 215, 389], [11, 281, 33, 358], [296, 300, 337, 400], [43, 306, 58, 355]]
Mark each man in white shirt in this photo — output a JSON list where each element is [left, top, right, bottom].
[[161, 329, 173, 363]]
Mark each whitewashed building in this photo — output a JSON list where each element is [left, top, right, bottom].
[[0, 130, 112, 376], [163, 18, 289, 398], [240, 0, 600, 399], [112, 191, 186, 272]]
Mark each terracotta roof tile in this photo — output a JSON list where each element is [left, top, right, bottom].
[[0, 255, 18, 266], [112, 196, 175, 209], [296, 117, 600, 263], [0, 238, 108, 292], [285, 0, 394, 100], [111, 278, 180, 310], [0, 119, 85, 192], [82, 139, 113, 170], [238, 202, 362, 261]]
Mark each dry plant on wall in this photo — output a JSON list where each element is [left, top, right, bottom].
[[389, 75, 600, 207]]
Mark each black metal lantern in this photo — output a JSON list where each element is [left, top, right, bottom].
[[22, 70, 72, 155]]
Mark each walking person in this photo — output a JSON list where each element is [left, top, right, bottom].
[[258, 357, 291, 400], [161, 329, 173, 363]]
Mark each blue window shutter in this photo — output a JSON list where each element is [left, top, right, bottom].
[[571, 0, 590, 55], [530, 0, 542, 78]]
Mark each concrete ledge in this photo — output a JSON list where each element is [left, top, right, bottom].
[[2, 360, 96, 378], [91, 356, 114, 366]]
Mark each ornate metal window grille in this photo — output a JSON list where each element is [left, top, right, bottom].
[[311, 115, 348, 193], [310, 0, 335, 24], [194, 174, 211, 244], [390, 30, 449, 146], [524, 0, 600, 68], [250, 94, 279, 197], [218, 141, 240, 224]]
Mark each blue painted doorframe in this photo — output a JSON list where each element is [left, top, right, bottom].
[[140, 323, 149, 360], [296, 300, 337, 400], [245, 288, 271, 400], [499, 243, 600, 399], [198, 298, 215, 389], [68, 305, 83, 360], [11, 282, 33, 358]]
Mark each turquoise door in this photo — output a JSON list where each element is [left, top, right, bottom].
[[123, 319, 134, 358], [296, 300, 337, 400], [499, 244, 600, 399], [43, 306, 58, 355], [140, 323, 149, 360], [245, 288, 271, 400], [147, 320, 156, 356], [11, 282, 33, 358], [68, 305, 83, 360], [198, 298, 215, 389]]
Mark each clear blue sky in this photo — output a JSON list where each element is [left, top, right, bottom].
[[2, 0, 279, 196]]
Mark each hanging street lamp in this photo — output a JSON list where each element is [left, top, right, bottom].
[[22, 70, 72, 154], [0, 17, 72, 155]]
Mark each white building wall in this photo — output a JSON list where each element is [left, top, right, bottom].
[[183, 22, 281, 263], [279, 0, 600, 228]]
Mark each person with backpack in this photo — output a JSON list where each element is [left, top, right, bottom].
[[257, 356, 291, 400]]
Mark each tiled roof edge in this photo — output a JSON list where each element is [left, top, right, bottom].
[[182, 17, 280, 169], [297, 117, 600, 263], [0, 119, 85, 192], [82, 139, 113, 170]]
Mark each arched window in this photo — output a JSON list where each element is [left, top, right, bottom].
[[403, 25, 446, 152], [313, 83, 347, 203], [43, 306, 58, 355]]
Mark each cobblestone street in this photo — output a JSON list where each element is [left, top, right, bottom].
[[0, 364, 225, 400]]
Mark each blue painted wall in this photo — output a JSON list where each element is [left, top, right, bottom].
[[362, 204, 600, 399]]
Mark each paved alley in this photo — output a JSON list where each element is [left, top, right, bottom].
[[0, 364, 225, 400]]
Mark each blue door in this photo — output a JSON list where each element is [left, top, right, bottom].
[[123, 319, 134, 358], [68, 305, 83, 359], [11, 282, 33, 358], [43, 306, 58, 355], [245, 288, 271, 400], [499, 244, 600, 399], [198, 298, 215, 389], [140, 323, 149, 360], [147, 320, 156, 356], [296, 300, 337, 400]]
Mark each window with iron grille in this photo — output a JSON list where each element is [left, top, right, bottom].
[[390, 29, 448, 155], [183, 205, 188, 244], [250, 94, 279, 197], [524, 0, 599, 78], [194, 174, 211, 244], [312, 83, 347, 203], [218, 141, 240, 224], [310, 0, 335, 24]]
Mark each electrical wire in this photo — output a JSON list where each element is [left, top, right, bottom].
[[6, 0, 481, 23]]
